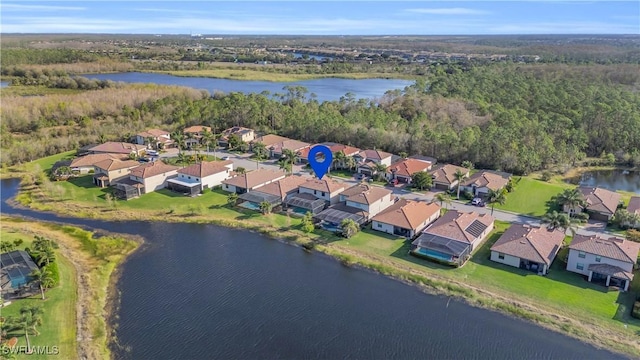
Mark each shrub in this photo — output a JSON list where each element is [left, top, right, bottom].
[[632, 301, 640, 319], [540, 171, 552, 182], [43, 262, 60, 286]]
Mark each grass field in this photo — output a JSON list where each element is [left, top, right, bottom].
[[329, 221, 640, 347], [493, 177, 573, 216], [0, 230, 77, 360]]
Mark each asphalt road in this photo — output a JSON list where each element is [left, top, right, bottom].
[[172, 149, 611, 237]]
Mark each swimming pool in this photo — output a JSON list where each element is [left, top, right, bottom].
[[416, 248, 453, 262], [239, 202, 260, 211]]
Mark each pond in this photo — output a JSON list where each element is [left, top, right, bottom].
[[0, 178, 628, 360], [566, 170, 640, 194], [82, 72, 413, 103]]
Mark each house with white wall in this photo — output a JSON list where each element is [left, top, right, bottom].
[[167, 160, 233, 195], [127, 161, 180, 194], [371, 199, 441, 238], [298, 178, 346, 205]]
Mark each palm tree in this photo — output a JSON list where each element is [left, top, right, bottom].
[[399, 151, 408, 159], [340, 218, 360, 238], [344, 156, 357, 172], [29, 268, 54, 300], [454, 169, 466, 199], [171, 132, 185, 155], [486, 188, 507, 216], [145, 136, 156, 150], [333, 151, 346, 170], [7, 306, 43, 353], [227, 192, 238, 207], [555, 188, 586, 216], [201, 128, 214, 154], [252, 142, 268, 169], [373, 163, 388, 182], [278, 158, 292, 174], [435, 193, 452, 209], [35, 246, 55, 267], [235, 167, 246, 175], [542, 211, 577, 233], [259, 201, 273, 215], [461, 160, 474, 171], [282, 149, 297, 175], [412, 172, 432, 191]]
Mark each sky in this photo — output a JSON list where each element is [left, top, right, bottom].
[[1, 1, 638, 35]]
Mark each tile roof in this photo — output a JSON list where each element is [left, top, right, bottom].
[[423, 210, 494, 244], [461, 170, 511, 191], [429, 164, 469, 185], [222, 168, 286, 189], [371, 199, 440, 230], [387, 158, 432, 177], [253, 175, 308, 200], [628, 196, 640, 215], [70, 153, 127, 168], [178, 160, 233, 178], [587, 263, 633, 281], [299, 177, 346, 193], [269, 139, 311, 153], [183, 125, 211, 134], [220, 126, 255, 140], [93, 159, 140, 171], [137, 129, 169, 138], [358, 149, 392, 161], [129, 161, 179, 179], [490, 224, 565, 265], [341, 184, 392, 205], [88, 142, 146, 155], [569, 234, 640, 263], [321, 142, 361, 156], [578, 187, 622, 215], [252, 134, 291, 147]]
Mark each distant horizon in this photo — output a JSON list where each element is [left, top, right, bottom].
[[3, 33, 639, 36], [1, 1, 638, 35]]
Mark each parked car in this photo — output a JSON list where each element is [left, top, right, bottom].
[[146, 150, 158, 156], [471, 197, 485, 207], [221, 156, 230, 160]]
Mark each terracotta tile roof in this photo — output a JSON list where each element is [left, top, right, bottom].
[[70, 153, 127, 168], [222, 169, 286, 189], [93, 159, 140, 171], [490, 224, 565, 265], [300, 177, 346, 193], [461, 170, 511, 191], [358, 149, 392, 161], [372, 199, 440, 230], [387, 158, 432, 177], [628, 196, 640, 215], [178, 160, 233, 178], [423, 210, 494, 244], [252, 134, 291, 147], [297, 147, 313, 159], [341, 184, 392, 205], [269, 139, 310, 153], [321, 142, 361, 156], [88, 142, 146, 155], [137, 129, 169, 138], [429, 164, 469, 185], [578, 187, 622, 215], [129, 161, 179, 179], [183, 125, 211, 134], [220, 126, 254, 140], [569, 234, 640, 263], [253, 175, 308, 200]]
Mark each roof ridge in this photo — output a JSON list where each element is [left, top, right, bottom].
[[612, 238, 635, 263], [525, 227, 548, 264]]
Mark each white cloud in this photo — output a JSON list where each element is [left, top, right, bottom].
[[1, 3, 85, 11], [405, 8, 490, 15]]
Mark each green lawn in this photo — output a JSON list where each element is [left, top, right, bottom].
[[493, 177, 573, 216], [0, 231, 77, 360], [331, 221, 640, 336]]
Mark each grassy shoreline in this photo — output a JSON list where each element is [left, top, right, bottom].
[[3, 154, 640, 358], [0, 217, 140, 360], [143, 69, 415, 82]]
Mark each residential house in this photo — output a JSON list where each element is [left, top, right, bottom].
[[567, 234, 640, 291], [429, 164, 469, 191], [284, 192, 327, 215], [321, 142, 361, 169], [490, 224, 565, 275], [218, 127, 256, 148], [298, 178, 346, 205], [222, 169, 286, 194], [70, 153, 127, 174], [135, 129, 173, 149], [371, 199, 441, 238], [386, 158, 433, 184], [238, 175, 308, 210], [183, 125, 212, 148], [126, 161, 180, 194], [86, 142, 146, 157], [167, 160, 233, 195], [411, 211, 495, 266], [314, 184, 394, 230], [627, 196, 640, 228], [355, 149, 393, 176], [460, 170, 511, 198], [1, 250, 39, 297], [92, 158, 140, 187], [253, 134, 311, 159], [563, 187, 621, 221]]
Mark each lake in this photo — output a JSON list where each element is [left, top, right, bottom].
[[292, 52, 333, 61], [82, 72, 412, 102], [567, 170, 640, 194], [0, 81, 9, 88], [0, 178, 627, 360]]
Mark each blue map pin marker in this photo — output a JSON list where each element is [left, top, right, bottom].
[[308, 145, 333, 180]]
